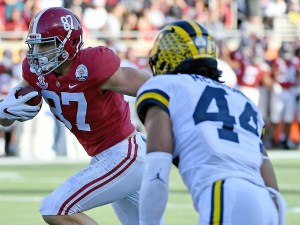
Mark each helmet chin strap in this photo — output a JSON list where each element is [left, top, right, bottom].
[[29, 56, 56, 76], [32, 50, 69, 76], [30, 65, 43, 76], [39, 56, 56, 71], [39, 56, 49, 65]]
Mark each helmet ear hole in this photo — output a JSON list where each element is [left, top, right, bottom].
[[72, 38, 78, 47], [159, 62, 166, 71]]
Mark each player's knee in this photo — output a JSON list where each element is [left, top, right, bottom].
[[42, 215, 60, 225], [40, 195, 55, 216], [43, 215, 75, 225]]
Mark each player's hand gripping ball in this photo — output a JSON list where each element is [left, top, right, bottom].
[[15, 86, 43, 106]]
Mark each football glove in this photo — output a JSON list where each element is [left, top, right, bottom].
[[0, 86, 42, 122]]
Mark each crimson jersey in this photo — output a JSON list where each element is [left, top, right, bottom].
[[271, 57, 299, 89], [237, 63, 270, 88], [230, 50, 270, 88], [23, 46, 135, 156]]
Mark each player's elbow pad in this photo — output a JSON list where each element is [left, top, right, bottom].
[[139, 152, 172, 225]]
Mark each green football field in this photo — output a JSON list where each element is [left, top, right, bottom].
[[0, 151, 299, 225]]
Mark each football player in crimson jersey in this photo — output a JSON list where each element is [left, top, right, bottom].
[[0, 7, 164, 225], [136, 20, 286, 225]]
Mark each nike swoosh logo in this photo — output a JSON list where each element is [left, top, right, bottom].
[[69, 84, 78, 89], [4, 107, 18, 116]]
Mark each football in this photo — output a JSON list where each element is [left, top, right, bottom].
[[15, 86, 42, 106]]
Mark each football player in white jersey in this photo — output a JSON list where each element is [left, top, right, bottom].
[[136, 20, 287, 225]]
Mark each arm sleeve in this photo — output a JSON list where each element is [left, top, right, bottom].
[[139, 152, 172, 225]]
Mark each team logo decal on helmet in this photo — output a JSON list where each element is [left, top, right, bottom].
[[75, 64, 88, 81], [149, 20, 216, 76], [26, 7, 83, 76]]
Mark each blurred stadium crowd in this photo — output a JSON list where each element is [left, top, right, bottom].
[[1, 0, 300, 158]]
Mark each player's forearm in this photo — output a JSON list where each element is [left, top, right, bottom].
[[139, 152, 172, 225], [261, 149, 279, 191], [0, 118, 15, 127], [123, 68, 151, 96]]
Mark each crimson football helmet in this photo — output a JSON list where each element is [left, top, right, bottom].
[[26, 7, 83, 76]]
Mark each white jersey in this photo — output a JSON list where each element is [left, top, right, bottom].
[[136, 74, 266, 206]]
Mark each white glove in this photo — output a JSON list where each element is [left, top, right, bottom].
[[267, 187, 287, 225], [0, 86, 42, 122]]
